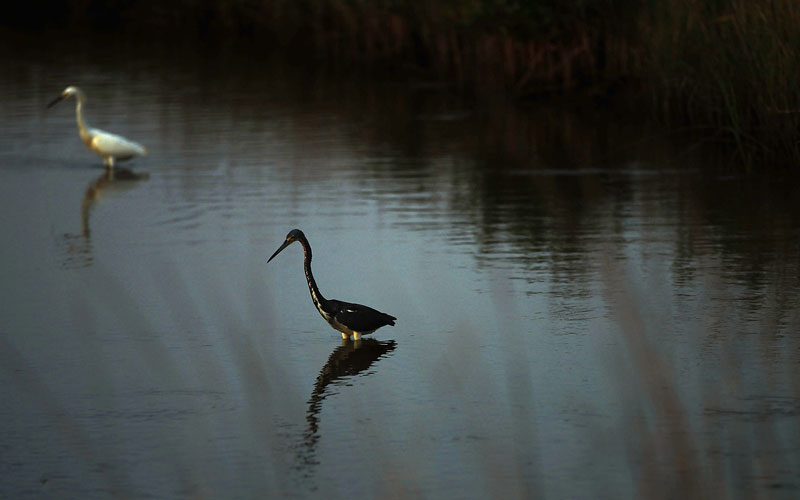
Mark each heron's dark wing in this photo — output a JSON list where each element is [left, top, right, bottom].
[[329, 300, 396, 332]]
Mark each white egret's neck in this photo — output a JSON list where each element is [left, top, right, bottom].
[[71, 89, 91, 142]]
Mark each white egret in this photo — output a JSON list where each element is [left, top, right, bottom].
[[48, 86, 147, 168]]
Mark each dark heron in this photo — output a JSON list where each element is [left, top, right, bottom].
[[267, 229, 397, 340]]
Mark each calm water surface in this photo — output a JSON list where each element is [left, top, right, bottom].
[[1, 38, 799, 498]]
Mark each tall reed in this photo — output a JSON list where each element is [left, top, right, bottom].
[[641, 0, 800, 166], [7, 0, 799, 165]]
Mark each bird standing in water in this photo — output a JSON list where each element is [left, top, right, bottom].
[[47, 86, 147, 169], [268, 229, 396, 340]]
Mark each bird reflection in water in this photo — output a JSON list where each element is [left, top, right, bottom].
[[61, 167, 149, 268], [294, 338, 397, 478]]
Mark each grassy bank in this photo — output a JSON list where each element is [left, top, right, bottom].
[[7, 0, 800, 166], [642, 0, 800, 166]]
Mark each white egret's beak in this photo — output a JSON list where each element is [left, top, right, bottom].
[[47, 94, 66, 109]]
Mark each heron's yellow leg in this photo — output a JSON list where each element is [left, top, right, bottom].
[[341, 332, 349, 340], [352, 332, 361, 340]]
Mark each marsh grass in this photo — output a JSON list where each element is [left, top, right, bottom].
[[9, 0, 790, 165], [642, 0, 800, 167]]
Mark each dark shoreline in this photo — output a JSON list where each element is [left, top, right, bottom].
[[6, 0, 798, 168]]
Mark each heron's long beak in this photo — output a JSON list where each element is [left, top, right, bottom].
[[47, 95, 65, 109], [268, 239, 293, 263]]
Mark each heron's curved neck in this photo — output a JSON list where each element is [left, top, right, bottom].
[[72, 90, 91, 142], [299, 237, 327, 307]]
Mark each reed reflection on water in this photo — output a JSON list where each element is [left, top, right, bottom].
[[0, 40, 799, 499]]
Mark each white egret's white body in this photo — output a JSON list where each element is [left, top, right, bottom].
[[48, 86, 147, 168]]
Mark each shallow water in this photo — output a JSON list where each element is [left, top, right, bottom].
[[1, 37, 800, 498]]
